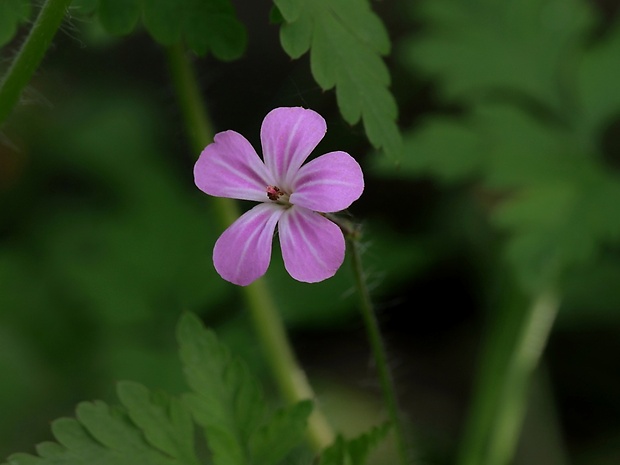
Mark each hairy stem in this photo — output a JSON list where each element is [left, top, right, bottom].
[[165, 44, 335, 452], [345, 227, 412, 465], [0, 0, 73, 125]]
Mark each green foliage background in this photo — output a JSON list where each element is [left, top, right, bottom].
[[1, 0, 620, 464]]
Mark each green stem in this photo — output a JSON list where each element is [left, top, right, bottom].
[[0, 0, 73, 124], [164, 43, 238, 228], [165, 44, 335, 452], [519, 366, 569, 465], [346, 230, 412, 465], [457, 288, 559, 465], [485, 290, 559, 465], [243, 278, 335, 451]]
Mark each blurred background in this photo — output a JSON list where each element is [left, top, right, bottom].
[[1, 0, 620, 464]]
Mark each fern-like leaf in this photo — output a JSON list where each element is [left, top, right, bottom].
[[2, 396, 192, 465], [274, 0, 402, 159], [0, 0, 31, 46], [406, 0, 594, 114], [177, 313, 313, 465], [318, 422, 391, 465], [90, 0, 247, 59]]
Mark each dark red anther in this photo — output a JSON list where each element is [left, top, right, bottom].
[[266, 185, 283, 201]]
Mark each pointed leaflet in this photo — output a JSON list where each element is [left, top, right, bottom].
[[372, 116, 482, 184], [318, 423, 391, 465], [472, 105, 620, 290], [406, 0, 594, 113], [70, 0, 97, 15], [97, 0, 140, 35], [0, 0, 31, 46], [578, 16, 620, 137], [373, 103, 571, 187], [2, 401, 179, 465], [117, 381, 200, 465], [250, 400, 313, 465], [178, 313, 258, 465], [142, 0, 247, 59], [3, 315, 311, 465], [318, 436, 346, 465], [470, 104, 578, 188], [378, 101, 620, 291], [347, 422, 391, 465], [275, 0, 402, 159], [493, 172, 620, 292], [178, 313, 311, 465], [91, 0, 247, 59], [177, 314, 312, 465]]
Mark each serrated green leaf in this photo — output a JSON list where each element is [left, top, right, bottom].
[[578, 16, 620, 137], [318, 436, 346, 465], [70, 0, 98, 15], [142, 0, 247, 59], [177, 313, 265, 465], [34, 442, 63, 458], [98, 0, 141, 35], [12, 0, 30, 20], [318, 423, 390, 465], [406, 0, 594, 113], [228, 359, 266, 441], [142, 0, 183, 44], [382, 98, 620, 292], [494, 171, 620, 291], [376, 104, 573, 187], [75, 401, 176, 462], [347, 422, 391, 465], [74, 402, 138, 450], [374, 116, 481, 183], [5, 452, 41, 465], [275, 0, 402, 159], [0, 0, 31, 46], [4, 401, 178, 465], [2, 312, 313, 465], [177, 314, 314, 464], [187, 13, 246, 59], [275, 0, 302, 23], [250, 400, 313, 465], [561, 257, 620, 326], [471, 105, 620, 290], [470, 104, 580, 188], [116, 381, 199, 465], [269, 5, 284, 25]]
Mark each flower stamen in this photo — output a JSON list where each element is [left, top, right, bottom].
[[266, 185, 283, 201], [266, 185, 292, 206]]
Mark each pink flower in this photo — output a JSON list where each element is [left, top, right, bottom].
[[194, 107, 364, 286]]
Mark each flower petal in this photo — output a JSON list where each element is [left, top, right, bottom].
[[213, 203, 284, 286], [195, 130, 274, 202], [290, 151, 364, 213], [260, 107, 326, 190], [278, 207, 345, 283]]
